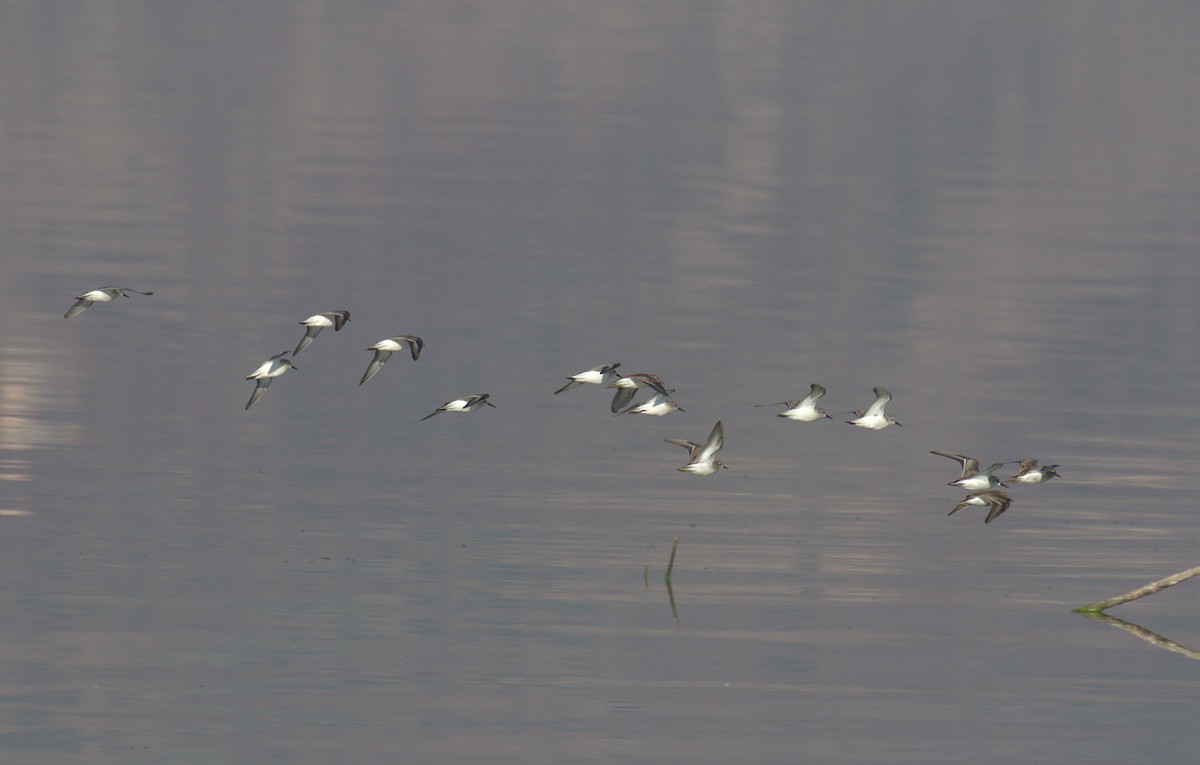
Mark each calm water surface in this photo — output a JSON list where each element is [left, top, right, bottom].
[[2, 2, 1199, 763]]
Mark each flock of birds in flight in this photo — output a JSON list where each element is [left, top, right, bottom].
[[64, 286, 1061, 522]]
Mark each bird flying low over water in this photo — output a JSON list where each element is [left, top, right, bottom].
[[844, 387, 901, 429], [666, 421, 727, 475], [294, 310, 351, 355], [621, 390, 683, 416], [245, 350, 296, 410], [947, 490, 1012, 524], [1008, 459, 1060, 484], [554, 362, 622, 394], [756, 383, 831, 421], [64, 287, 154, 318], [608, 372, 669, 414], [930, 451, 1010, 490], [359, 336, 424, 385], [420, 393, 496, 421]]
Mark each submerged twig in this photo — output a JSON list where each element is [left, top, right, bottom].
[[665, 534, 680, 583], [665, 535, 681, 628], [1074, 565, 1200, 614], [666, 572, 679, 628]]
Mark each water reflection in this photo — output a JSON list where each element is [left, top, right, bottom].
[[1081, 613, 1200, 662], [0, 339, 84, 504], [3, 1, 1200, 763]]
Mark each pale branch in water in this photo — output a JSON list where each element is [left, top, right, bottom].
[[665, 535, 681, 628], [665, 535, 680, 584], [1074, 565, 1200, 614]]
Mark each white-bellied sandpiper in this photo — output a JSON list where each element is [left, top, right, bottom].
[[360, 336, 424, 385]]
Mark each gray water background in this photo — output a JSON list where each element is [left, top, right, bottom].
[[2, 2, 1199, 763]]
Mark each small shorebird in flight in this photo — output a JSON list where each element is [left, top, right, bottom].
[[420, 393, 496, 421], [756, 383, 831, 422], [554, 362, 622, 394], [622, 390, 683, 416], [1008, 459, 1060, 485], [64, 286, 154, 318], [608, 372, 669, 414], [245, 351, 296, 410], [947, 490, 1012, 524], [930, 451, 1010, 490], [844, 387, 901, 429], [359, 335, 424, 385], [294, 310, 351, 355], [665, 421, 727, 476]]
